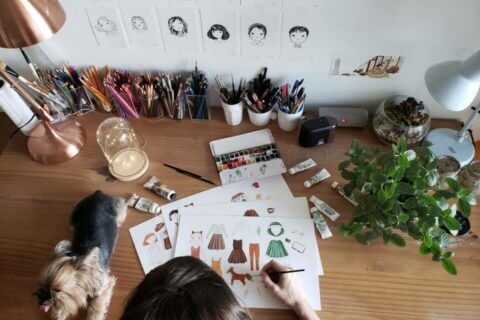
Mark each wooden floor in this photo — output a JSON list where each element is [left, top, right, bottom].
[[0, 111, 479, 320]]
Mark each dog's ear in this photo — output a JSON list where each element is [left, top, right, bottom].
[[76, 247, 100, 270], [53, 240, 72, 257]]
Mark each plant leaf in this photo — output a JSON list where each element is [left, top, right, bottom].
[[433, 190, 455, 200], [419, 242, 430, 255], [458, 198, 471, 217], [338, 224, 349, 237], [445, 178, 461, 193], [338, 160, 350, 170], [355, 234, 369, 245], [441, 258, 457, 275], [389, 233, 406, 247], [442, 215, 461, 231], [397, 182, 415, 195], [397, 212, 409, 223]]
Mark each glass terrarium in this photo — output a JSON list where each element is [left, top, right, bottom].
[[373, 95, 430, 146]]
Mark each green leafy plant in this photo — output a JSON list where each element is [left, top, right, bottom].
[[337, 137, 473, 275]]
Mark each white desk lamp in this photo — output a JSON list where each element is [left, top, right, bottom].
[[425, 50, 480, 166]]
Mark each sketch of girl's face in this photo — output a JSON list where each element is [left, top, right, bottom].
[[212, 30, 223, 39], [132, 16, 147, 31], [96, 16, 117, 34], [172, 20, 184, 32], [249, 27, 265, 41], [290, 30, 308, 45]]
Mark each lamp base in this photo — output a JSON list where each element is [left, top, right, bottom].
[[28, 119, 86, 164], [426, 128, 475, 167]]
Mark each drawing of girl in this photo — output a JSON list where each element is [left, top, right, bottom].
[[143, 233, 163, 269], [207, 24, 230, 43], [190, 231, 203, 258], [168, 16, 188, 37], [131, 16, 148, 32], [288, 26, 309, 48], [95, 16, 118, 36], [248, 23, 267, 46]]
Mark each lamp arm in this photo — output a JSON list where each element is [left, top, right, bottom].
[[457, 106, 480, 142]]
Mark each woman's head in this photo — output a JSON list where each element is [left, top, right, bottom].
[[248, 23, 267, 42], [121, 256, 251, 320], [168, 16, 188, 36], [132, 16, 147, 30], [289, 26, 309, 46], [207, 24, 230, 40]]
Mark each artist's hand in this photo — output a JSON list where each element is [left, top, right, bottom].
[[261, 260, 319, 320]]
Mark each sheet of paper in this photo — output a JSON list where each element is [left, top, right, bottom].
[[121, 6, 163, 49], [330, 54, 405, 78], [201, 9, 239, 56], [242, 0, 282, 6], [157, 7, 201, 53], [178, 197, 324, 276], [199, 0, 240, 5], [280, 9, 320, 60], [283, 0, 320, 8], [240, 9, 281, 58], [85, 6, 128, 48], [175, 215, 321, 310]]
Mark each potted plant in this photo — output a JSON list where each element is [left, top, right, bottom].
[[337, 137, 473, 274]]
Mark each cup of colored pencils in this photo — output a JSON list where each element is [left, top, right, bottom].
[[214, 75, 246, 126], [135, 73, 164, 118], [104, 70, 141, 119], [80, 66, 113, 113], [185, 63, 209, 120], [277, 80, 306, 132], [243, 67, 279, 126], [157, 73, 187, 120]]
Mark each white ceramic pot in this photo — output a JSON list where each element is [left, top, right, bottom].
[[278, 108, 304, 132], [248, 108, 272, 126], [221, 101, 244, 126]]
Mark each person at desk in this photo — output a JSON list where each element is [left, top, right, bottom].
[[120, 257, 319, 320]]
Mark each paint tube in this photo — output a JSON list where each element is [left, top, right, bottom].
[[126, 193, 161, 214], [143, 176, 177, 201], [289, 158, 317, 175], [331, 181, 358, 206], [304, 168, 331, 188], [310, 207, 333, 239], [309, 195, 340, 221]]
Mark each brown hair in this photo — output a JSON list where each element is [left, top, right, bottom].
[[244, 209, 259, 217], [121, 256, 251, 320]]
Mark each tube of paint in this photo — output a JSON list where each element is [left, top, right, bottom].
[[126, 193, 161, 214], [304, 168, 331, 188], [331, 181, 358, 206], [310, 207, 333, 239], [309, 195, 340, 221], [143, 176, 177, 201], [289, 158, 317, 175]]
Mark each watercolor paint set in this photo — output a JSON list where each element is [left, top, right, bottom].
[[210, 130, 287, 185]]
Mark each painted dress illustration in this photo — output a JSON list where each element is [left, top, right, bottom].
[[207, 223, 228, 250], [266, 221, 288, 258], [228, 239, 247, 264], [190, 231, 203, 258]]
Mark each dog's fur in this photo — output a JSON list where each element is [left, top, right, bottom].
[[34, 190, 127, 320], [226, 267, 252, 286]]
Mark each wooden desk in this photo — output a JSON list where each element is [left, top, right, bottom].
[[0, 111, 479, 320]]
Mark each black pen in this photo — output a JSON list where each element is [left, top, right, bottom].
[[164, 163, 217, 186]]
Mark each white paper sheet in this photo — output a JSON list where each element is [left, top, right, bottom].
[[242, 0, 282, 7], [280, 10, 320, 60], [175, 215, 321, 310], [121, 6, 163, 49], [86, 6, 128, 48], [200, 0, 240, 5], [157, 7, 201, 53], [240, 10, 281, 58], [178, 197, 324, 276], [201, 9, 239, 56]]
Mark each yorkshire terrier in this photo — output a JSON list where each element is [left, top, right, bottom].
[[35, 190, 127, 320]]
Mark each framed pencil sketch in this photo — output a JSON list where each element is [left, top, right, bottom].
[[201, 9, 239, 56], [121, 6, 164, 49], [85, 6, 128, 48], [280, 10, 320, 60], [240, 9, 282, 58], [157, 7, 201, 53]]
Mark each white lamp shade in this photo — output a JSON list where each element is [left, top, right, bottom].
[[425, 60, 480, 111]]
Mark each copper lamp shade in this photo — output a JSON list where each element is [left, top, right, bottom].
[[0, 0, 66, 48]]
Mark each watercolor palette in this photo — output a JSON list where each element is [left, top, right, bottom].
[[214, 143, 281, 172]]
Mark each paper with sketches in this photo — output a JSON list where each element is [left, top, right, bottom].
[[129, 216, 173, 274], [242, 0, 282, 6], [157, 7, 200, 53], [201, 10, 238, 56], [330, 55, 405, 78], [240, 10, 281, 58], [121, 6, 163, 48], [178, 197, 324, 276], [281, 10, 320, 60], [175, 215, 321, 310], [86, 6, 128, 48], [200, 0, 240, 5]]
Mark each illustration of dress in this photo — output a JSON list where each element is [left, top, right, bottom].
[[228, 239, 247, 264], [191, 246, 200, 258], [211, 258, 222, 276], [266, 221, 288, 258], [207, 223, 228, 250]]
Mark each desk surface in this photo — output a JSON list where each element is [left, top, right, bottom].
[[0, 111, 479, 320]]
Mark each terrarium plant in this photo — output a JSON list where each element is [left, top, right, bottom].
[[337, 137, 473, 275]]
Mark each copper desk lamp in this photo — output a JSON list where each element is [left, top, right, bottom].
[[0, 0, 86, 164]]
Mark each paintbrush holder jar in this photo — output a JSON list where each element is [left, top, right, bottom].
[[96, 117, 149, 181], [248, 108, 272, 126], [221, 101, 244, 126], [141, 92, 164, 118], [186, 94, 210, 120], [278, 107, 304, 132]]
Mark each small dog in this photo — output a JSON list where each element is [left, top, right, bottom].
[[34, 190, 127, 320], [226, 267, 252, 286]]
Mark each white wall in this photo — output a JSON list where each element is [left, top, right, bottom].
[[1, 0, 480, 125]]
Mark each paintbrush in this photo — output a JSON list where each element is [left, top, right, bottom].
[[251, 269, 305, 284]]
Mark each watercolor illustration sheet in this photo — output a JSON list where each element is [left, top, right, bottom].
[[175, 215, 321, 310], [330, 55, 405, 78], [178, 197, 324, 276], [130, 175, 292, 274]]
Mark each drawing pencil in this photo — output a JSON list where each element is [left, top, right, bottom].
[[163, 163, 217, 186], [251, 269, 306, 283]]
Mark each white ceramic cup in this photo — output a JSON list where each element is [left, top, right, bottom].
[[221, 101, 244, 126], [248, 108, 273, 126], [278, 108, 304, 132]]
